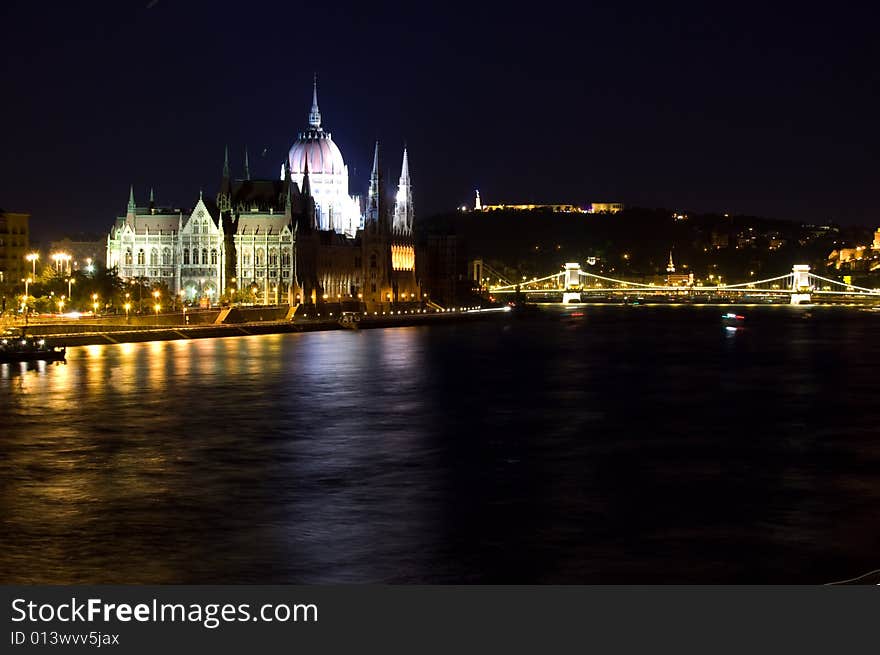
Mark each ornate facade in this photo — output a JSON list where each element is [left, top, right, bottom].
[[106, 79, 420, 311]]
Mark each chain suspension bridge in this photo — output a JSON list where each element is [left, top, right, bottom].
[[481, 262, 880, 305]]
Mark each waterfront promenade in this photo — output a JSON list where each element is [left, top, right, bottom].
[[6, 305, 506, 347]]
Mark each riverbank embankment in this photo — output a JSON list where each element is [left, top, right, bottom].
[[20, 308, 509, 347]]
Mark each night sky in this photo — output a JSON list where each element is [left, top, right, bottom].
[[2, 1, 878, 241]]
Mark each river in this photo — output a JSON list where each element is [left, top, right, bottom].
[[2, 305, 879, 583]]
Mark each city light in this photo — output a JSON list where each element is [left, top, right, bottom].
[[51, 252, 72, 274], [25, 252, 39, 276]]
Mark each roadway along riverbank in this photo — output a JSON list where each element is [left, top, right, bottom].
[[30, 308, 511, 347]]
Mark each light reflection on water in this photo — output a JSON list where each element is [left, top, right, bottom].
[[1, 306, 880, 583]]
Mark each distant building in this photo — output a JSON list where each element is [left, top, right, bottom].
[[666, 273, 693, 287], [48, 236, 106, 270], [480, 203, 588, 213], [0, 210, 30, 290], [827, 246, 869, 271], [873, 228, 880, 250], [589, 202, 624, 214]]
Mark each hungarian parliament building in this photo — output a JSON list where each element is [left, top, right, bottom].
[[105, 78, 419, 309]]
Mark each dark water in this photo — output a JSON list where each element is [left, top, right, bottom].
[[2, 305, 879, 583]]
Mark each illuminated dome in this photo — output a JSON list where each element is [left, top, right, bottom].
[[287, 131, 345, 176], [283, 76, 362, 236]]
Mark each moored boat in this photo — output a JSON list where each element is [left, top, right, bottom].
[[0, 330, 66, 363]]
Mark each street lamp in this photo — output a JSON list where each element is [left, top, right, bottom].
[[154, 303, 161, 317], [25, 252, 39, 277], [21, 276, 32, 319], [92, 292, 100, 314], [51, 252, 72, 274], [124, 302, 131, 321], [57, 297, 65, 314], [66, 277, 75, 299]]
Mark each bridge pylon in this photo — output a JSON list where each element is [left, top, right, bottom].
[[790, 264, 812, 305], [562, 263, 583, 303], [563, 263, 583, 290]]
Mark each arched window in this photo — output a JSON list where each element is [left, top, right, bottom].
[[269, 249, 278, 267], [137, 249, 145, 265], [125, 249, 133, 266], [255, 248, 264, 267], [281, 252, 290, 267], [192, 223, 199, 234], [150, 248, 158, 266], [243, 252, 251, 267], [192, 248, 198, 265], [183, 249, 190, 265], [162, 248, 171, 266], [201, 248, 208, 264], [210, 249, 217, 265]]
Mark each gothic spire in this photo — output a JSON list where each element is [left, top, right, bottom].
[[244, 147, 251, 180], [366, 141, 380, 225], [301, 156, 312, 198], [400, 147, 410, 184], [284, 161, 293, 215], [308, 73, 321, 129], [300, 157, 316, 231], [218, 146, 232, 211], [127, 185, 136, 215], [394, 146, 413, 235]]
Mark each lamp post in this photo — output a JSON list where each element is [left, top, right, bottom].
[[66, 277, 75, 300], [52, 252, 71, 274], [21, 276, 32, 321], [25, 253, 38, 277], [92, 292, 100, 315], [57, 296, 65, 314], [124, 302, 131, 322], [152, 290, 161, 319]]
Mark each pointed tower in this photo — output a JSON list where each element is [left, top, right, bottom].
[[126, 185, 136, 220], [244, 147, 251, 180], [308, 73, 322, 130], [666, 250, 676, 274], [475, 189, 482, 211], [365, 141, 381, 228], [300, 157, 316, 231], [393, 147, 414, 235], [149, 187, 156, 214], [283, 161, 293, 217], [218, 146, 232, 212]]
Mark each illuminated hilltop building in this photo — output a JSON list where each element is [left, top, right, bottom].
[[469, 192, 622, 214], [107, 79, 419, 310]]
